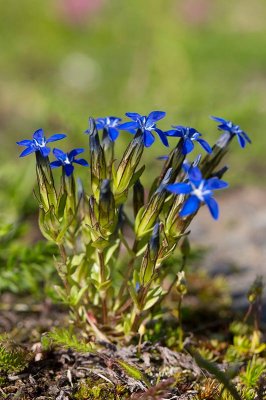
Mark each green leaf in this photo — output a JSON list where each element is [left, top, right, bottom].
[[116, 359, 150, 386]]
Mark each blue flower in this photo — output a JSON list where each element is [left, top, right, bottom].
[[50, 148, 89, 177], [167, 167, 228, 220], [166, 126, 212, 155], [95, 116, 122, 141], [211, 116, 251, 148], [118, 111, 168, 147], [17, 129, 66, 157]]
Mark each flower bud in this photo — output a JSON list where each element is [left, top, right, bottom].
[[247, 276, 263, 304], [176, 271, 187, 296], [87, 118, 107, 199], [140, 223, 160, 285], [135, 168, 173, 238], [35, 151, 57, 212], [99, 179, 116, 228], [113, 130, 144, 203]]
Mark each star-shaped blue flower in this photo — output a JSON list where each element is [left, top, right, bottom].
[[50, 148, 89, 177], [166, 126, 212, 155], [95, 116, 122, 141], [211, 116, 251, 148], [118, 111, 168, 147], [17, 129, 66, 157], [167, 167, 228, 220]]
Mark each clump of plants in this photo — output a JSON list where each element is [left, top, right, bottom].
[[16, 112, 251, 343]]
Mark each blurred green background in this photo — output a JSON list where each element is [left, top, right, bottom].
[[1, 0, 266, 186], [0, 0, 265, 299]]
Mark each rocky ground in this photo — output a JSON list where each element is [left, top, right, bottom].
[[190, 186, 266, 313]]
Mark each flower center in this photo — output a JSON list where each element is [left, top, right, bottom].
[[191, 181, 211, 201], [34, 138, 46, 148]]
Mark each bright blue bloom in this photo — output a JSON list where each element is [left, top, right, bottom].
[[50, 148, 89, 177], [166, 126, 212, 155], [17, 129, 66, 157], [167, 167, 228, 220], [118, 111, 168, 147], [211, 116, 251, 148], [95, 116, 122, 141]]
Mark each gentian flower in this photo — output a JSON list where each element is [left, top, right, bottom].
[[17, 129, 66, 157], [211, 116, 251, 148], [166, 126, 212, 155], [167, 167, 228, 220], [50, 148, 89, 176], [95, 116, 122, 141], [118, 111, 168, 147]]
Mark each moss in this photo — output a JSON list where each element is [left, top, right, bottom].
[[74, 377, 130, 400], [0, 334, 32, 374]]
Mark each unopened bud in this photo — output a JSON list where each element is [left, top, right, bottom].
[[247, 276, 263, 304], [136, 169, 173, 238], [176, 271, 187, 296], [87, 118, 107, 199], [114, 131, 144, 202]]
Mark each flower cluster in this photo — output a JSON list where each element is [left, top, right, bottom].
[[16, 110, 251, 339]]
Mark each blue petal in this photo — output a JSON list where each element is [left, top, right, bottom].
[[17, 139, 33, 146], [218, 124, 232, 132], [118, 121, 139, 131], [96, 118, 106, 129], [240, 131, 251, 144], [154, 128, 169, 147], [180, 195, 200, 216], [19, 146, 36, 157], [143, 130, 155, 147], [211, 116, 227, 124], [205, 196, 219, 220], [197, 138, 212, 154], [46, 134, 66, 143], [40, 147, 50, 157], [68, 148, 84, 159], [167, 183, 192, 194], [182, 160, 191, 173], [108, 127, 119, 141], [207, 178, 228, 190], [125, 112, 142, 121], [50, 160, 62, 168], [236, 133, 246, 148], [53, 148, 66, 160], [183, 138, 194, 154], [146, 111, 166, 127], [165, 129, 183, 137], [188, 167, 202, 182], [33, 128, 44, 141], [73, 158, 89, 166], [64, 164, 74, 177]]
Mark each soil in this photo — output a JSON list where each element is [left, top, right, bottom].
[[0, 186, 265, 399]]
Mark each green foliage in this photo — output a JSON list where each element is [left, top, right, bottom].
[[41, 327, 95, 353], [240, 357, 266, 389], [74, 377, 129, 400], [0, 334, 32, 374], [225, 328, 266, 362]]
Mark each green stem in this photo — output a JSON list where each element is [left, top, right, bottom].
[[98, 250, 108, 325]]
